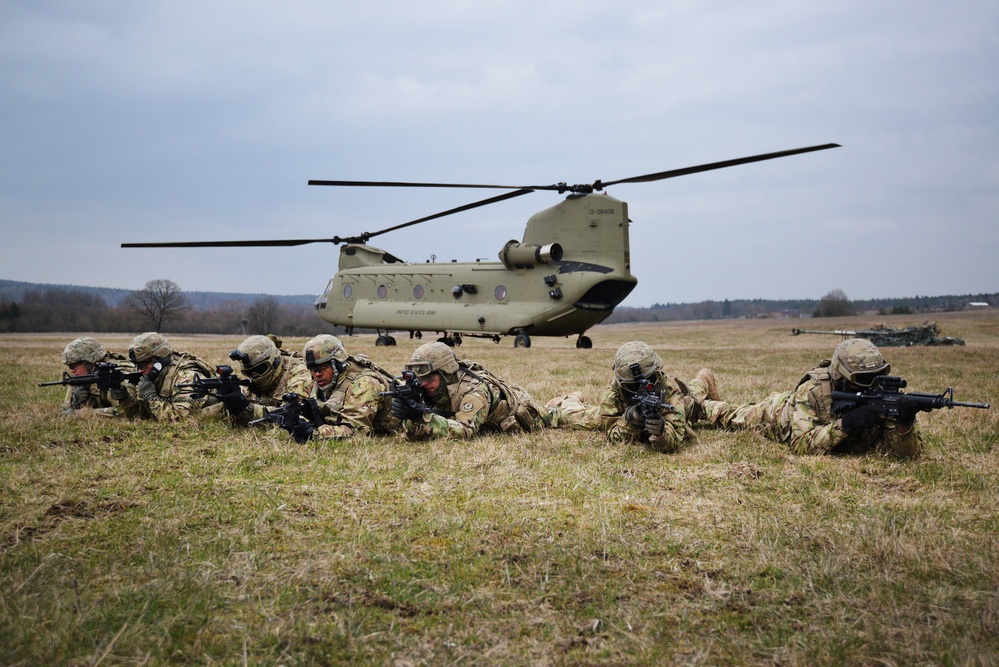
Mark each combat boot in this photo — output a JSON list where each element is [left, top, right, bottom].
[[684, 369, 719, 423]]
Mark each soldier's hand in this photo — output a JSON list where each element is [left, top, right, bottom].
[[623, 405, 645, 427], [109, 385, 129, 402], [288, 421, 314, 444], [840, 405, 880, 435], [218, 386, 251, 415], [392, 395, 427, 421], [137, 377, 159, 402], [71, 385, 91, 408], [644, 415, 665, 438], [896, 396, 919, 427]]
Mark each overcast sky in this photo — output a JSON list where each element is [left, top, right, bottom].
[[1, 0, 996, 307]]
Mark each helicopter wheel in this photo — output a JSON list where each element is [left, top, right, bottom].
[[576, 335, 592, 349], [376, 335, 395, 346], [514, 333, 531, 348], [438, 336, 455, 347]]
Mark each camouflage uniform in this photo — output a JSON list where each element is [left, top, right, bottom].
[[698, 340, 922, 457], [113, 332, 218, 422], [58, 337, 133, 414], [302, 334, 400, 438], [399, 342, 554, 440], [224, 335, 313, 424], [547, 341, 719, 453]]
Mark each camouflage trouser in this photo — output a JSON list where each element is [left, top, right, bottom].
[[544, 391, 602, 430], [700, 394, 789, 442]]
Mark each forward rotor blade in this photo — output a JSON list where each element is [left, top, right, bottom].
[[309, 179, 533, 190], [121, 237, 345, 249], [600, 143, 841, 188], [364, 188, 535, 241]]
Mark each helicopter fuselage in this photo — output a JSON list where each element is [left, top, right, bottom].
[[314, 193, 637, 340]]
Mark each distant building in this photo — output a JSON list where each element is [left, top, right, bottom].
[[968, 302, 990, 308]]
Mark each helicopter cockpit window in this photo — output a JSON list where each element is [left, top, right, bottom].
[[343, 284, 352, 299], [377, 285, 388, 299], [414, 285, 425, 299], [495, 285, 507, 301]]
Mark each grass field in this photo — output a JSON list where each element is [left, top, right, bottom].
[[2, 311, 997, 666]]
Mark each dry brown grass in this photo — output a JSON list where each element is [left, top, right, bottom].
[[1, 311, 997, 665]]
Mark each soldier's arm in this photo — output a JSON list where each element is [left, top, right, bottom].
[[143, 367, 207, 422], [405, 383, 491, 440], [787, 384, 847, 455], [315, 376, 383, 439]]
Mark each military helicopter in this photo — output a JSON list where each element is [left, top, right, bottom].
[[123, 143, 839, 348]]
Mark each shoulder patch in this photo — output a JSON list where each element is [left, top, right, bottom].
[[455, 394, 487, 422]]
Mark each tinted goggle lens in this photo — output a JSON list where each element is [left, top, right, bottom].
[[406, 362, 434, 377], [852, 370, 886, 387]]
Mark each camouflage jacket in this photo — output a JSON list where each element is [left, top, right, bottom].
[[312, 355, 400, 438], [113, 352, 217, 422], [403, 362, 548, 440]]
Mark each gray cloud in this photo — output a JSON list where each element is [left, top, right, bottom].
[[1, 0, 996, 305]]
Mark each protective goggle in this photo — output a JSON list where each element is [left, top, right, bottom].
[[850, 369, 889, 388], [229, 349, 273, 379], [405, 361, 436, 378]]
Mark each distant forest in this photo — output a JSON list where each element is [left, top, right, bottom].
[[0, 278, 994, 335], [603, 293, 997, 323]]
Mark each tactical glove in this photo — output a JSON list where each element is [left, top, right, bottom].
[[137, 376, 159, 402], [840, 405, 880, 435], [284, 421, 315, 444], [623, 405, 645, 427], [218, 386, 251, 416], [110, 385, 130, 402], [71, 385, 91, 409], [644, 415, 665, 438], [392, 395, 428, 421], [896, 396, 920, 427]]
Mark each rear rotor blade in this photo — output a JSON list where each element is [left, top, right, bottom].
[[599, 143, 841, 189], [364, 188, 535, 241]]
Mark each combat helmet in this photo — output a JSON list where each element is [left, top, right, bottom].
[[613, 341, 663, 387], [406, 342, 460, 379], [303, 334, 348, 369], [128, 332, 173, 365], [230, 335, 283, 390], [830, 338, 890, 387], [62, 337, 107, 367]]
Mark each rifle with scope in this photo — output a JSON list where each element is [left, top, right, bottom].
[[248, 392, 325, 444], [831, 375, 990, 418], [38, 362, 143, 392], [176, 364, 251, 399]]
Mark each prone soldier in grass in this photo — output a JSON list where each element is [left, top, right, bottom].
[[55, 337, 133, 414], [692, 338, 923, 457], [546, 340, 719, 452], [111, 332, 219, 421], [215, 334, 313, 424], [301, 334, 401, 439], [391, 341, 557, 440]]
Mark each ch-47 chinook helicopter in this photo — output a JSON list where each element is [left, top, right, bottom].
[[122, 143, 839, 348]]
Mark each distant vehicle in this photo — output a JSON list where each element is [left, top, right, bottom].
[[791, 321, 965, 347], [124, 144, 839, 348]]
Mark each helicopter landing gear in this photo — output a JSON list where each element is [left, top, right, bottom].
[[514, 333, 531, 348], [575, 335, 592, 349], [437, 333, 463, 347], [375, 334, 397, 346]]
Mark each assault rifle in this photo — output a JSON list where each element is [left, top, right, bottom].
[[627, 362, 670, 421], [831, 375, 990, 418], [38, 362, 142, 392], [176, 364, 251, 399], [379, 370, 429, 403], [248, 392, 325, 444]]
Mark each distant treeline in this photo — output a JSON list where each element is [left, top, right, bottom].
[[0, 279, 994, 333], [600, 293, 997, 323], [0, 280, 335, 336]]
